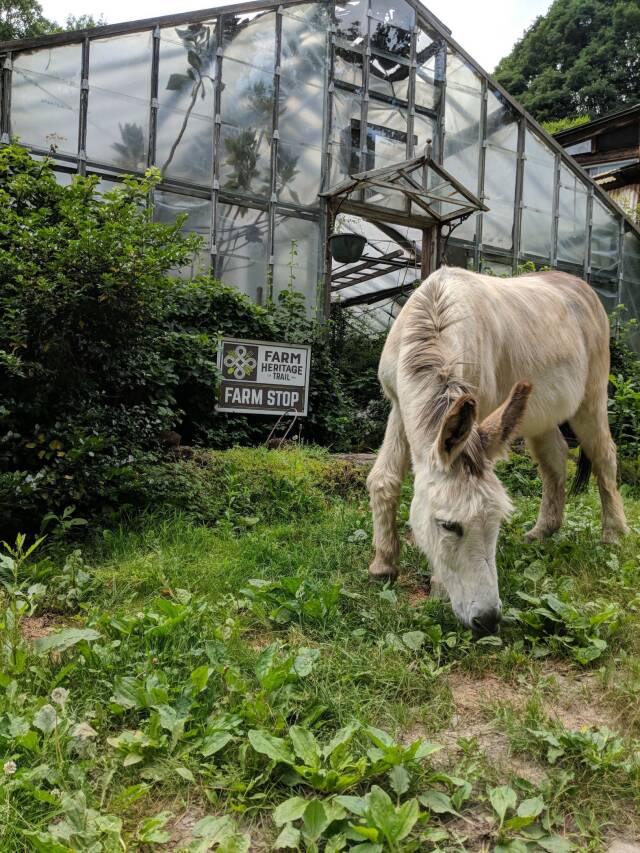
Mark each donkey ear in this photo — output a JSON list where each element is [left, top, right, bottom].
[[478, 380, 533, 461], [436, 394, 477, 466]]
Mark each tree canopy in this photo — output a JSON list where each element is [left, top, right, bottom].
[[494, 0, 640, 123], [0, 0, 105, 40], [0, 0, 53, 40]]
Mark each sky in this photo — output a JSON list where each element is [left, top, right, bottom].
[[39, 0, 553, 71]]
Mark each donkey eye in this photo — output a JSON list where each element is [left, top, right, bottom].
[[438, 520, 464, 536]]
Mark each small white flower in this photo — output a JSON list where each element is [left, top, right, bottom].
[[3, 760, 17, 775], [136, 612, 145, 621], [51, 687, 69, 708], [72, 722, 98, 740]]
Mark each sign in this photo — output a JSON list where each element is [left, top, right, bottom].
[[216, 338, 311, 416]]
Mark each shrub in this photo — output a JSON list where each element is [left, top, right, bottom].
[[0, 145, 356, 532]]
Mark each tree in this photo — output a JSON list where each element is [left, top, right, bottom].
[[0, 0, 55, 40], [494, 0, 640, 123]]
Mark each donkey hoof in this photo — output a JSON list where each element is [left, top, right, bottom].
[[524, 525, 556, 542], [368, 560, 398, 583], [602, 525, 629, 545]]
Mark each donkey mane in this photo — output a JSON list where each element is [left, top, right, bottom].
[[400, 275, 486, 476]]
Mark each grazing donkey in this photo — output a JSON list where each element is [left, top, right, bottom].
[[367, 267, 628, 635]]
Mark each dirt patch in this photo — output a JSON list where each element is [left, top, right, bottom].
[[606, 840, 640, 853], [540, 663, 614, 730], [162, 806, 208, 851], [435, 672, 547, 785], [21, 614, 65, 642]]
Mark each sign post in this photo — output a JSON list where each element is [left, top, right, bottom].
[[216, 338, 311, 417]]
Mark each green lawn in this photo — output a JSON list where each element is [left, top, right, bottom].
[[1, 448, 639, 851]]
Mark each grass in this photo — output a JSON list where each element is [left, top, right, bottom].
[[1, 447, 639, 851]]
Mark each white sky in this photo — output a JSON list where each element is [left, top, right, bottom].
[[39, 0, 552, 71]]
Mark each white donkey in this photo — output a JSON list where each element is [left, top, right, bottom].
[[367, 267, 628, 635]]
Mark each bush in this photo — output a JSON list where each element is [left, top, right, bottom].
[[0, 145, 357, 532]]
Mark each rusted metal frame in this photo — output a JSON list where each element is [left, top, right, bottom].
[[357, 2, 371, 201], [77, 38, 90, 174], [321, 10, 337, 320], [584, 186, 594, 281], [511, 115, 525, 274], [434, 38, 446, 167], [404, 26, 418, 216], [550, 150, 561, 267], [0, 52, 11, 143], [0, 0, 310, 51], [147, 26, 161, 168], [265, 7, 283, 304], [412, 1, 640, 241], [338, 278, 417, 306], [209, 17, 224, 268], [338, 197, 435, 228], [331, 249, 404, 282], [616, 217, 625, 305], [332, 261, 410, 290], [473, 77, 488, 271]]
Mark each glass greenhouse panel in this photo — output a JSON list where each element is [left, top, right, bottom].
[[335, 47, 363, 87], [219, 58, 273, 198], [156, 22, 216, 185], [370, 22, 412, 60], [11, 45, 81, 155], [369, 56, 410, 101], [521, 130, 555, 259], [221, 11, 275, 73], [280, 6, 327, 92], [330, 87, 361, 184], [86, 33, 151, 170], [276, 142, 322, 206], [482, 91, 518, 251], [273, 214, 320, 307], [443, 51, 481, 194], [557, 166, 588, 266], [154, 190, 211, 245], [334, 0, 367, 45], [369, 0, 415, 32], [621, 231, 640, 348], [591, 199, 619, 280], [214, 203, 268, 301]]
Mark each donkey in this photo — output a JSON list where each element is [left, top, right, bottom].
[[367, 267, 628, 635]]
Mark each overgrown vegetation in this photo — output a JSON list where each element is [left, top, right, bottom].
[[0, 145, 357, 534], [1, 446, 639, 850]]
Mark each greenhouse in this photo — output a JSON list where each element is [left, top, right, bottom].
[[1, 0, 639, 330]]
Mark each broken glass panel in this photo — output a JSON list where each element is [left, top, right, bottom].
[[335, 47, 364, 88], [11, 44, 81, 155], [369, 55, 410, 101], [86, 33, 152, 170], [335, 0, 366, 45], [156, 21, 215, 185], [370, 0, 415, 32]]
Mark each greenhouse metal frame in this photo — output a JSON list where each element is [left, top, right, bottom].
[[1, 0, 639, 325]]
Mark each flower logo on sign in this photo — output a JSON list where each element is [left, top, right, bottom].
[[224, 345, 257, 379]]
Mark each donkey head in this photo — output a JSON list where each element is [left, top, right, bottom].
[[411, 381, 532, 636]]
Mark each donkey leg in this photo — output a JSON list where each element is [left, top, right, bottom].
[[525, 427, 569, 540], [367, 404, 410, 581], [569, 405, 629, 543]]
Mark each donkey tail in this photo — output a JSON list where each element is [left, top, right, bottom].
[[569, 447, 592, 496]]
